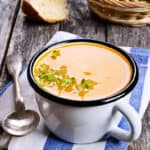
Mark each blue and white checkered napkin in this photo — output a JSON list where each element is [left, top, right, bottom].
[[0, 31, 150, 150]]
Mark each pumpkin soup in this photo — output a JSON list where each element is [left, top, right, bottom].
[[33, 42, 133, 100]]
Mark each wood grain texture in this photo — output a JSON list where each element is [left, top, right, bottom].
[[60, 0, 105, 40], [0, 8, 59, 87], [106, 23, 150, 48], [0, 0, 20, 70], [7, 11, 59, 62]]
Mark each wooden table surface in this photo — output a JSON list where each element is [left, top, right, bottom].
[[0, 0, 150, 149]]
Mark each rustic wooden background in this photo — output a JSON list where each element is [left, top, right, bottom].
[[0, 0, 150, 149]]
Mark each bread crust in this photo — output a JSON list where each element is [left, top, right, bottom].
[[22, 0, 69, 23]]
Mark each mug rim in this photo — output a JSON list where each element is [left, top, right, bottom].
[[27, 39, 138, 107]]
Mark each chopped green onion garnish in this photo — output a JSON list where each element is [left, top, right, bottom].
[[47, 74, 55, 82], [50, 49, 61, 59], [35, 64, 98, 99]]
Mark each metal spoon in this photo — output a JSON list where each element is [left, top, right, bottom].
[[2, 54, 40, 136], [0, 121, 11, 149]]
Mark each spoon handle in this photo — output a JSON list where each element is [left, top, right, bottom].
[[6, 54, 25, 112], [13, 73, 25, 112]]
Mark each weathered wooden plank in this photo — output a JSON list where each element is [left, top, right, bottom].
[[106, 24, 150, 48], [0, 0, 20, 70], [0, 8, 59, 87], [60, 0, 106, 40], [7, 12, 59, 61]]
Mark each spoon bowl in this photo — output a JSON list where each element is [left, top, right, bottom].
[[2, 110, 39, 136]]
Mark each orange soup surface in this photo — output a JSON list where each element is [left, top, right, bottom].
[[33, 42, 133, 100]]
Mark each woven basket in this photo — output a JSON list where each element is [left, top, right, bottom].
[[88, 0, 150, 27]]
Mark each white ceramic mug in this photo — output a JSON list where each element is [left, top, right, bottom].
[[28, 39, 141, 144]]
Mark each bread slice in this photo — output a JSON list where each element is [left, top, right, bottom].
[[22, 0, 69, 23]]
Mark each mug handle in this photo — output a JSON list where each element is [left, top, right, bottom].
[[108, 102, 142, 141]]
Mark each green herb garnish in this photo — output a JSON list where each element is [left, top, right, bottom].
[[39, 64, 50, 73], [77, 79, 97, 97], [63, 77, 76, 88], [40, 64, 49, 70], [47, 74, 55, 82], [56, 77, 64, 88], [35, 64, 98, 99], [39, 73, 48, 79], [56, 65, 67, 77], [50, 49, 61, 59]]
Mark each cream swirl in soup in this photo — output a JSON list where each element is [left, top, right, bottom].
[[33, 42, 133, 100]]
